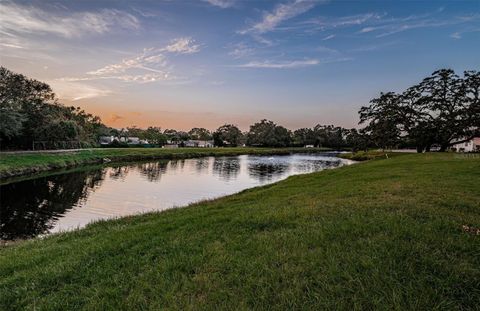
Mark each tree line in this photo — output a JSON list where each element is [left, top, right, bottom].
[[1, 66, 478, 151], [99, 120, 357, 149]]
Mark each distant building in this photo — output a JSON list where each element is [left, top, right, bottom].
[[99, 136, 115, 145], [450, 137, 480, 152], [184, 140, 214, 148], [163, 144, 179, 148], [99, 136, 148, 145]]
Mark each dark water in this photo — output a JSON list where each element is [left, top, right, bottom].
[[0, 154, 353, 240]]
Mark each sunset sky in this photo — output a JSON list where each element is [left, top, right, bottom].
[[1, 0, 479, 130]]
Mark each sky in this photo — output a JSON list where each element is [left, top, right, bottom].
[[1, 0, 479, 131]]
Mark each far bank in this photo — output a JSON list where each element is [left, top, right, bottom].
[[0, 147, 333, 179]]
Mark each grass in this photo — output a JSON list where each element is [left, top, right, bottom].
[[338, 150, 410, 161], [0, 147, 330, 179], [1, 153, 479, 310]]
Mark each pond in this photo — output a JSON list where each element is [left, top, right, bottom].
[[0, 153, 353, 240]]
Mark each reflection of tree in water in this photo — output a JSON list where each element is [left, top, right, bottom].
[[293, 159, 341, 172], [0, 169, 105, 240], [137, 161, 169, 182], [194, 158, 210, 174], [213, 157, 240, 181], [108, 166, 130, 180], [168, 159, 185, 171], [247, 161, 290, 183]]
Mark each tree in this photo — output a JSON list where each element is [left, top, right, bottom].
[[213, 124, 243, 147], [293, 128, 315, 146], [359, 69, 479, 152], [0, 67, 106, 149], [246, 119, 292, 147], [345, 128, 370, 152], [144, 127, 167, 145], [188, 127, 212, 140], [359, 92, 402, 150]]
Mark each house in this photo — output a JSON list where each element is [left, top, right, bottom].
[[99, 136, 148, 145], [127, 137, 140, 144], [163, 144, 179, 148], [450, 137, 480, 152], [99, 136, 115, 145], [184, 140, 214, 148]]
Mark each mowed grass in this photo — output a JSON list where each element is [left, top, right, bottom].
[[1, 153, 479, 310], [0, 147, 328, 178]]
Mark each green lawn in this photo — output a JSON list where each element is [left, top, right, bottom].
[[0, 147, 329, 179], [1, 153, 479, 310]]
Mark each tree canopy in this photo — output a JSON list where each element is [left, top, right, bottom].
[[360, 69, 480, 152], [0, 67, 104, 149]]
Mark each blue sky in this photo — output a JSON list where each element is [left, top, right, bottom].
[[1, 0, 479, 130]]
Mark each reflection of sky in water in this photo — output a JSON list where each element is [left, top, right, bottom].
[[0, 154, 354, 240]]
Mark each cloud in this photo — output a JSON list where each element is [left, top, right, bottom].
[[240, 0, 318, 34], [373, 20, 455, 38], [203, 0, 236, 9], [450, 32, 462, 39], [48, 80, 112, 101], [0, 2, 139, 38], [355, 11, 480, 38], [299, 13, 383, 33], [236, 57, 352, 69], [322, 34, 335, 40], [449, 28, 480, 40], [163, 37, 200, 54], [86, 50, 168, 76], [236, 59, 319, 69], [60, 37, 199, 85], [228, 42, 255, 59], [109, 114, 124, 123], [86, 38, 199, 78]]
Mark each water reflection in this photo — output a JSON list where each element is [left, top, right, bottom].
[[0, 170, 105, 240], [213, 157, 240, 181], [0, 154, 353, 240], [138, 161, 169, 182]]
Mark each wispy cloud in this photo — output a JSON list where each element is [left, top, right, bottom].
[[203, 0, 236, 9], [63, 37, 200, 85], [228, 42, 255, 59], [322, 34, 335, 40], [304, 12, 384, 31], [236, 56, 352, 69], [0, 2, 139, 38], [240, 0, 319, 35], [48, 80, 112, 101], [87, 37, 200, 78], [236, 59, 319, 69], [450, 28, 480, 39], [356, 11, 480, 38], [163, 37, 201, 54]]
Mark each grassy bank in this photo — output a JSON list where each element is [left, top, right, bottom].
[[0, 147, 330, 179], [338, 150, 412, 161], [1, 153, 479, 310]]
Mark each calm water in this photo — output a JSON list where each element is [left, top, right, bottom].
[[0, 154, 353, 240]]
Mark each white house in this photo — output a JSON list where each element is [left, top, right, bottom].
[[450, 137, 480, 152], [99, 135, 115, 145], [99, 136, 148, 145], [184, 140, 214, 148]]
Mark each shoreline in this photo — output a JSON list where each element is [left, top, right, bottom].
[[0, 147, 334, 179]]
